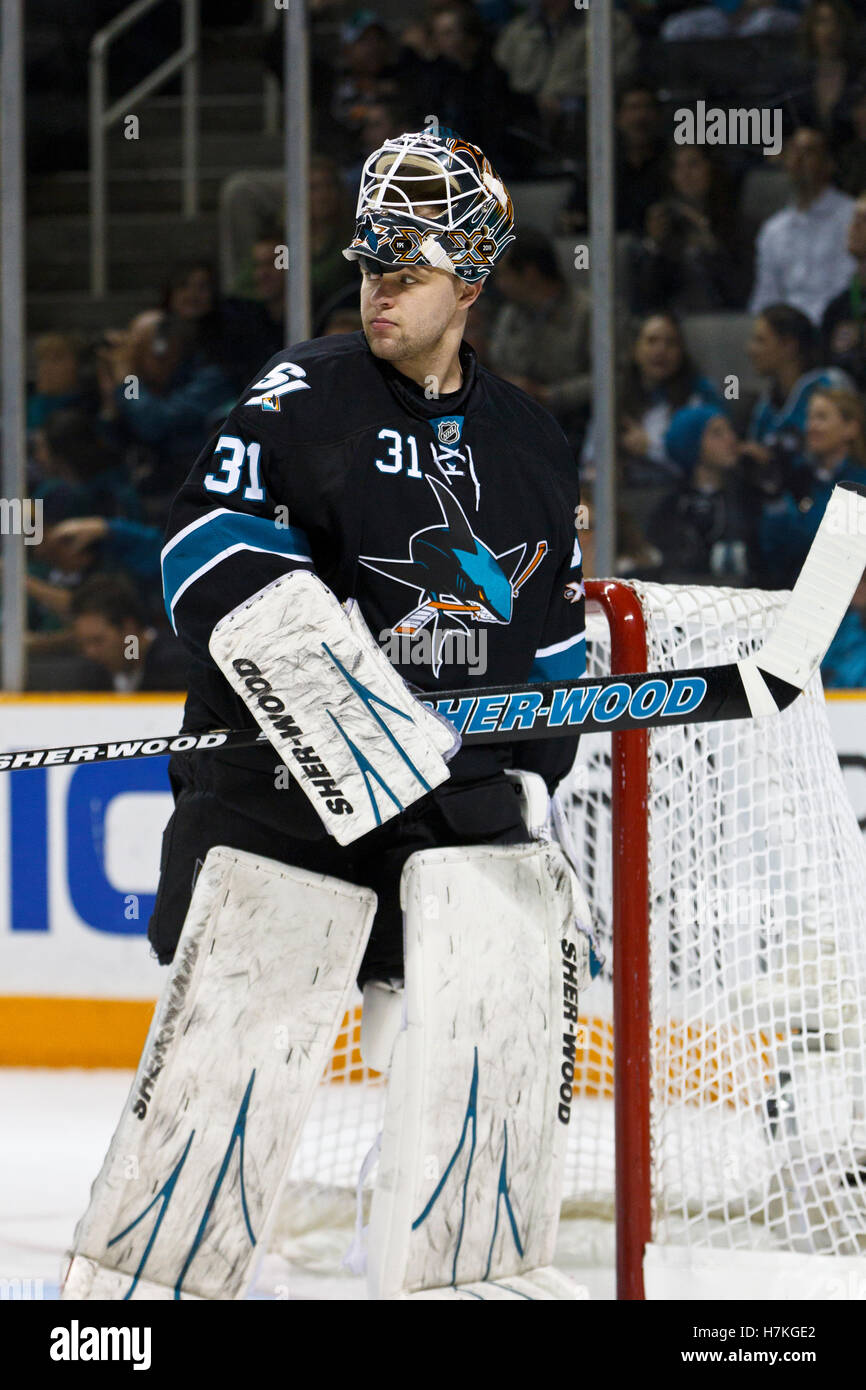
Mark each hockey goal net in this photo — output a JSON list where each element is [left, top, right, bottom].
[[273, 579, 866, 1299]]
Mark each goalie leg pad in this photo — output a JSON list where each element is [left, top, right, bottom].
[[62, 846, 376, 1301], [366, 841, 587, 1300]]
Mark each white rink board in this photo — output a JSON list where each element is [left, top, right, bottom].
[[0, 693, 863, 1003], [0, 698, 182, 998]]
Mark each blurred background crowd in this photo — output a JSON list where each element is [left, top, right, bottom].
[[16, 0, 866, 692]]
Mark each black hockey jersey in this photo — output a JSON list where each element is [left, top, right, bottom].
[[161, 332, 585, 836]]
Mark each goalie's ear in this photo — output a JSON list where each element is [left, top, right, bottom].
[[456, 276, 484, 312]]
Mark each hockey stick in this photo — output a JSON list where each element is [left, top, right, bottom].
[[1, 481, 864, 770]]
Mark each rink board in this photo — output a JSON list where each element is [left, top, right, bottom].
[[0, 691, 865, 1066], [0, 696, 178, 1064]]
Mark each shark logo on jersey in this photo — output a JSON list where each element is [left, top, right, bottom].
[[360, 475, 547, 676]]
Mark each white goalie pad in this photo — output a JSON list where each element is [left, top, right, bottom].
[[366, 841, 589, 1300], [209, 571, 458, 845], [61, 846, 376, 1301]]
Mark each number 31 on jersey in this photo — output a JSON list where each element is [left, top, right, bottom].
[[204, 435, 264, 501]]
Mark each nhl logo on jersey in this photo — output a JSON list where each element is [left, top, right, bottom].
[[436, 418, 461, 445], [261, 393, 281, 412]]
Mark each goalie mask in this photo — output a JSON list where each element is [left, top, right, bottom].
[[341, 131, 515, 284]]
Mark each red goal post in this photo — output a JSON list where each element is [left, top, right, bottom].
[[586, 579, 652, 1300]]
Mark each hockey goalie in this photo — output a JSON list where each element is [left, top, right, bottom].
[[61, 130, 594, 1301]]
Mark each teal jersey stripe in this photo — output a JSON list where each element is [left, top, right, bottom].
[[162, 509, 312, 625], [530, 636, 586, 684]]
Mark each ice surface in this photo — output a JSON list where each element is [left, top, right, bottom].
[[0, 1068, 611, 1301]]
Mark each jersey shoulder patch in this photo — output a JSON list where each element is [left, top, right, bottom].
[[235, 333, 391, 441]]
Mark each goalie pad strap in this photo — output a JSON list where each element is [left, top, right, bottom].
[[208, 571, 458, 845], [62, 846, 376, 1301], [366, 841, 588, 1299]]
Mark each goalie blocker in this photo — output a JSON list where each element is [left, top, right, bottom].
[[208, 570, 458, 845]]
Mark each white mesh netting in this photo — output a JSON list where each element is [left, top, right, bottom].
[[272, 582, 866, 1283]]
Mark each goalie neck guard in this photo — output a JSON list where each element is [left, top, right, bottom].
[[341, 131, 515, 284]]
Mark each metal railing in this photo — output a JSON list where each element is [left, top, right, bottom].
[[89, 0, 200, 298]]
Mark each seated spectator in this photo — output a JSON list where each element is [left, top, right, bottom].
[[412, 4, 517, 172], [822, 191, 866, 385], [399, 9, 436, 63], [27, 332, 92, 430], [562, 82, 669, 237], [786, 0, 862, 146], [760, 384, 866, 584], [161, 258, 217, 324], [307, 157, 358, 326], [630, 146, 750, 312], [584, 311, 724, 501], [218, 158, 355, 353], [158, 255, 283, 392], [69, 575, 189, 693], [646, 404, 762, 583], [330, 14, 406, 140], [218, 232, 288, 387], [45, 515, 164, 587], [749, 127, 855, 326], [822, 573, 866, 685], [30, 409, 142, 527], [27, 514, 167, 637], [340, 97, 415, 190], [835, 84, 866, 193], [158, 258, 241, 377], [493, 0, 638, 147], [747, 301, 851, 487], [487, 230, 591, 445], [97, 310, 235, 520]]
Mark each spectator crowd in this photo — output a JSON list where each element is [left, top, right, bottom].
[[19, 0, 866, 691]]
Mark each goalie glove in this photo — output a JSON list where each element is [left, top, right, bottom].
[[209, 571, 459, 845]]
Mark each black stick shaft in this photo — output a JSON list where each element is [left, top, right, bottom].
[[0, 662, 784, 772]]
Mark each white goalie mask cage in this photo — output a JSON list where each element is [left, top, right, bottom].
[[341, 131, 515, 283]]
